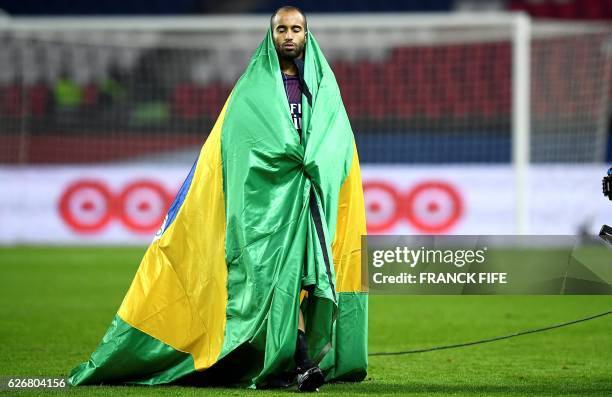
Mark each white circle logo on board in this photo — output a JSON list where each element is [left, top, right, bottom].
[[118, 181, 170, 234], [404, 181, 463, 233], [59, 180, 113, 233], [363, 181, 402, 232]]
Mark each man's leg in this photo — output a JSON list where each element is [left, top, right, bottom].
[[298, 308, 305, 332], [295, 309, 314, 368], [295, 298, 324, 392]]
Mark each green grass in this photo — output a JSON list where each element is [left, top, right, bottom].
[[0, 247, 611, 396]]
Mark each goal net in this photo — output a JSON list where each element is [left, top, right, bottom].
[[0, 14, 610, 235], [0, 15, 609, 165]]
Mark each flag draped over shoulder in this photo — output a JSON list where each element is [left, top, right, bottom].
[[68, 28, 367, 389]]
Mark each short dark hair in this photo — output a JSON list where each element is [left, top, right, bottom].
[[270, 6, 308, 31]]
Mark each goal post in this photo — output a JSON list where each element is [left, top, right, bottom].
[[513, 13, 531, 235]]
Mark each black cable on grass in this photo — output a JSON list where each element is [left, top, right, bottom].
[[368, 310, 612, 357]]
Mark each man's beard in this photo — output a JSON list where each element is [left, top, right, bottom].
[[276, 42, 304, 60]]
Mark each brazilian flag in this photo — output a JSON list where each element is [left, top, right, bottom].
[[69, 27, 368, 388]]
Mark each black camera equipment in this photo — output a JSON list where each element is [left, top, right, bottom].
[[600, 167, 612, 244]]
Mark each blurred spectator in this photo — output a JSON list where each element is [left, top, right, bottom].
[[99, 65, 127, 106], [53, 69, 82, 111]]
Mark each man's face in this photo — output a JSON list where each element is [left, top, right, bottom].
[[271, 10, 306, 60]]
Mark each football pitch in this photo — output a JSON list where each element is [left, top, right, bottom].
[[0, 247, 611, 396]]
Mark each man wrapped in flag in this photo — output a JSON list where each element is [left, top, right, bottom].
[[69, 6, 367, 392]]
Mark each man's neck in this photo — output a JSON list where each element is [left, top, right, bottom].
[[279, 54, 303, 76]]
